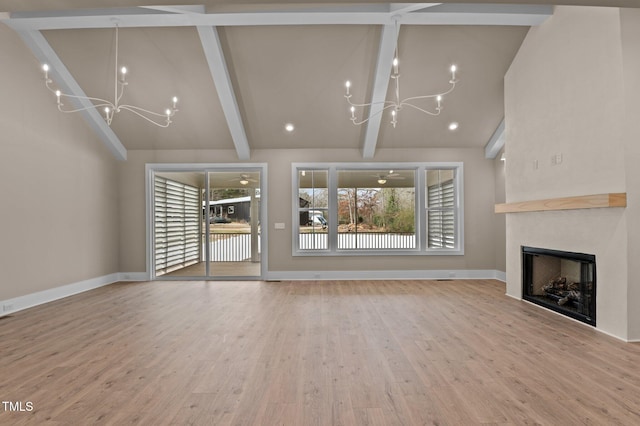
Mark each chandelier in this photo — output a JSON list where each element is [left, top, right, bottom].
[[42, 26, 179, 128], [344, 31, 457, 128]]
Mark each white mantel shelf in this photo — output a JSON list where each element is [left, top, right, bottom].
[[495, 193, 627, 214]]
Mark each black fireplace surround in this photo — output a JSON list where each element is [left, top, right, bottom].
[[522, 246, 596, 326]]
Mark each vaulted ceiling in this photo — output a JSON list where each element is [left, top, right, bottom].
[[0, 1, 628, 161]]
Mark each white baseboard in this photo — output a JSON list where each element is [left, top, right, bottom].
[[0, 273, 122, 316], [0, 270, 503, 317], [494, 270, 506, 282], [266, 269, 505, 281], [117, 272, 150, 282]]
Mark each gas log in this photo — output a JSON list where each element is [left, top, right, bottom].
[[542, 277, 581, 306]]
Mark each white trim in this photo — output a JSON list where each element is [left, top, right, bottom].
[[494, 270, 506, 282], [117, 272, 149, 282], [518, 296, 631, 343], [196, 26, 251, 161], [266, 269, 501, 281], [362, 23, 398, 159], [597, 328, 635, 343], [0, 273, 120, 316], [4, 5, 552, 30], [292, 161, 464, 256], [145, 163, 268, 280], [484, 118, 505, 159]]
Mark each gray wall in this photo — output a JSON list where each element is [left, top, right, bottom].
[[494, 150, 506, 274], [620, 8, 640, 340], [0, 16, 507, 304], [119, 147, 500, 275], [503, 6, 639, 339], [0, 23, 120, 301]]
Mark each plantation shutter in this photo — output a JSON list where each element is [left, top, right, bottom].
[[154, 176, 200, 275], [427, 179, 455, 249]]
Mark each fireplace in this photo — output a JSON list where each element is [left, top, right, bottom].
[[522, 246, 596, 326]]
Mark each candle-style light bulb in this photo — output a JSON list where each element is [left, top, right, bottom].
[[393, 57, 399, 74], [345, 81, 351, 96], [350, 106, 355, 119], [120, 66, 127, 83], [437, 95, 442, 109], [55, 90, 61, 104], [43, 64, 50, 79], [450, 64, 457, 81], [172, 96, 178, 109], [166, 109, 171, 117]]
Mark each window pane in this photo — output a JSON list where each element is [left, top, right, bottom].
[[298, 170, 328, 250], [426, 169, 456, 249], [337, 169, 416, 250]]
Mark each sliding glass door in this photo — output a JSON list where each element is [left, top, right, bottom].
[[150, 166, 264, 280], [206, 171, 261, 278], [153, 171, 205, 277]]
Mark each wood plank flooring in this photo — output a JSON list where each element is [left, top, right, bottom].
[[162, 261, 261, 278], [1, 279, 640, 425]]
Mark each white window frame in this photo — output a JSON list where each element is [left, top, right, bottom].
[[145, 163, 268, 280], [292, 162, 464, 256], [424, 164, 464, 255]]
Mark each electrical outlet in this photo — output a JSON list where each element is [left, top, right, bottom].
[[533, 159, 538, 170]]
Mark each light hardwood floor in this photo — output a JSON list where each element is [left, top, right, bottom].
[[1, 279, 640, 425], [163, 261, 261, 278]]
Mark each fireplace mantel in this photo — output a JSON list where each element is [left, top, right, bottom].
[[495, 193, 626, 214]]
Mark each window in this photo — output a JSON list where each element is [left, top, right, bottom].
[[297, 169, 329, 250], [426, 169, 456, 249], [293, 163, 463, 255], [337, 169, 416, 250]]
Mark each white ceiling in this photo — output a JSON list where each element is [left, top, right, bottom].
[[0, 1, 630, 160]]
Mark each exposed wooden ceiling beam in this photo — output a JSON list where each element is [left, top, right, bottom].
[[390, 3, 443, 14], [197, 25, 251, 160], [362, 23, 399, 159], [485, 118, 505, 159], [401, 3, 552, 25], [2, 4, 553, 161], [5, 4, 553, 30]]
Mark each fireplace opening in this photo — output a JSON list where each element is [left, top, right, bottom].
[[522, 246, 596, 326]]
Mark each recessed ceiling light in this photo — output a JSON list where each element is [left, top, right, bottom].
[[285, 123, 295, 132], [448, 122, 459, 131]]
